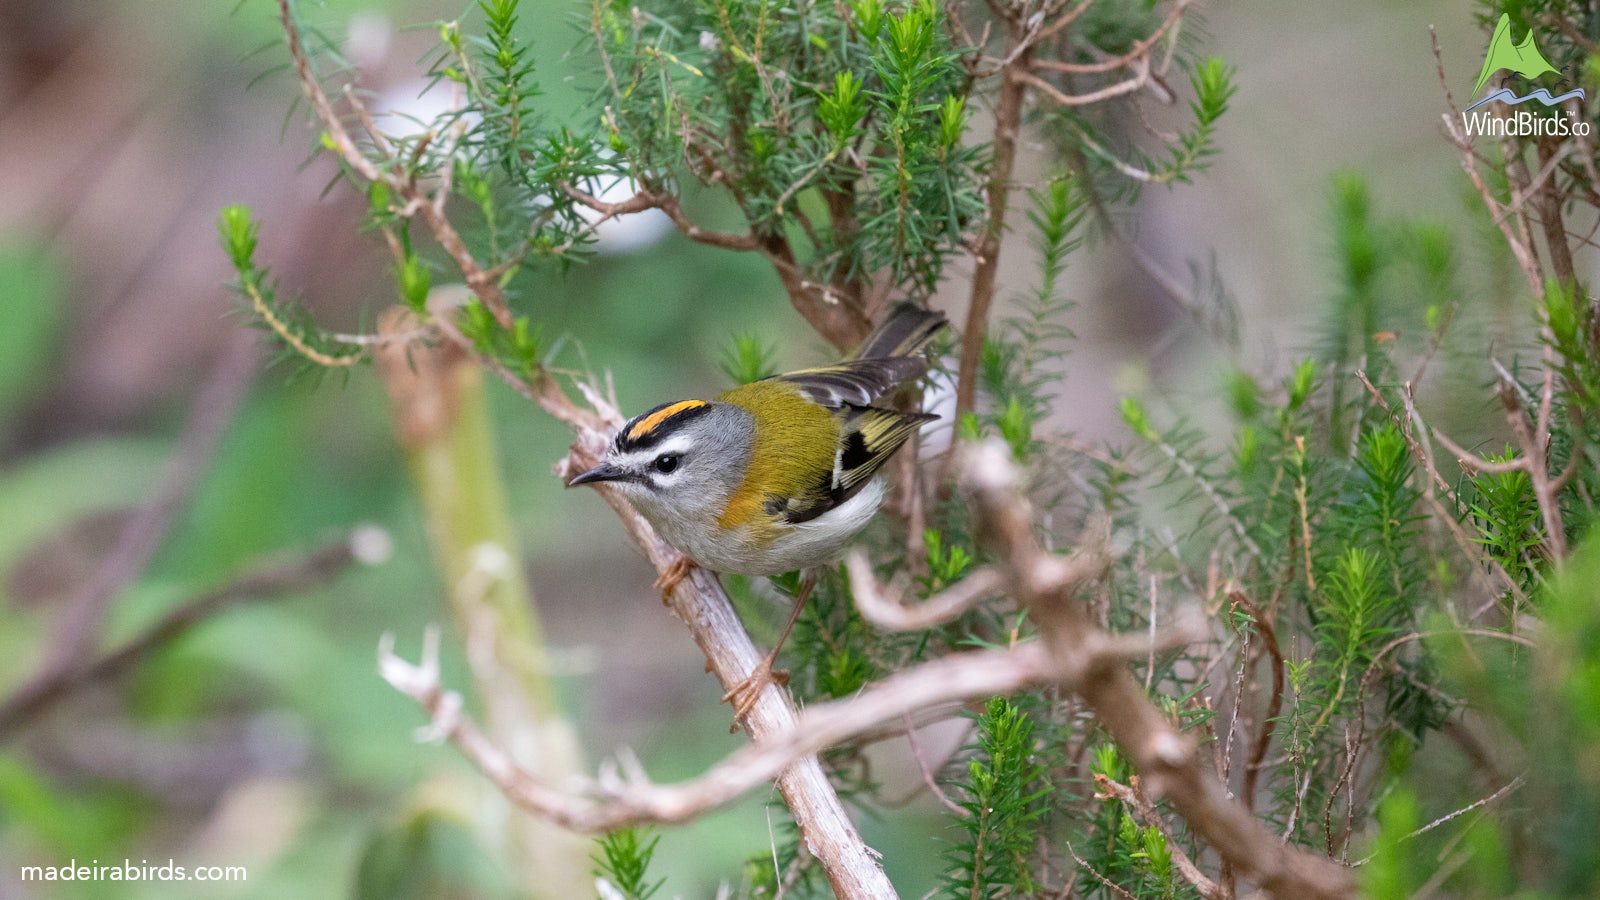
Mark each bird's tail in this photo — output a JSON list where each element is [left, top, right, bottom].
[[854, 302, 948, 361]]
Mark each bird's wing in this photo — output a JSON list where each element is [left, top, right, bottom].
[[779, 405, 936, 524], [769, 357, 927, 409]]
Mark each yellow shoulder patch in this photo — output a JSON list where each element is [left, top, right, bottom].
[[628, 399, 707, 440]]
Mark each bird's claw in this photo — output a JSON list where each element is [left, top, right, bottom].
[[722, 655, 789, 732], [654, 555, 695, 604]]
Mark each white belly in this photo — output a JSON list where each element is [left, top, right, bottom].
[[667, 479, 887, 575]]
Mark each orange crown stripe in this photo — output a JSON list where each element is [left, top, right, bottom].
[[628, 399, 708, 440]]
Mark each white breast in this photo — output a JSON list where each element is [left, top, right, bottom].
[[682, 478, 888, 575]]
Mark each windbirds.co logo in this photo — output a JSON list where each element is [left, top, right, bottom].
[[1460, 13, 1589, 137]]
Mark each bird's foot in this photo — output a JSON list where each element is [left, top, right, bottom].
[[722, 654, 789, 733], [654, 555, 695, 604]]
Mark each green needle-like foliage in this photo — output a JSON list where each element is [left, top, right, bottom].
[[593, 827, 664, 900], [943, 697, 1048, 898], [719, 333, 779, 385], [1466, 448, 1543, 599]]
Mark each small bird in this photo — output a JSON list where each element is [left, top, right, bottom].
[[568, 302, 946, 722]]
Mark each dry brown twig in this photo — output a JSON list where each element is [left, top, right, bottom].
[[956, 440, 1356, 898], [845, 552, 1005, 631], [1, 333, 259, 737], [1226, 589, 1285, 815], [379, 628, 1058, 832], [1095, 773, 1221, 899], [0, 534, 363, 741]]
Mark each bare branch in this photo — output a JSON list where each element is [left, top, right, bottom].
[[1227, 589, 1285, 813], [1429, 428, 1526, 476], [955, 26, 1033, 422], [276, 0, 518, 328], [380, 630, 1055, 831], [559, 182, 762, 251], [957, 439, 1356, 899], [1016, 58, 1150, 108], [277, 0, 380, 184], [1034, 0, 1189, 72], [1349, 775, 1526, 867], [846, 552, 1005, 631]]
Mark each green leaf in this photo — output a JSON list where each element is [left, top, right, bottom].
[[848, 0, 882, 39], [937, 94, 966, 149], [818, 71, 867, 147], [1120, 396, 1157, 442]]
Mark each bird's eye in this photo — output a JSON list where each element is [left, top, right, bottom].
[[653, 454, 679, 474]]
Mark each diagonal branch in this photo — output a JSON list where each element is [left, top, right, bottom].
[[1096, 774, 1222, 899], [558, 182, 761, 251], [550, 395, 896, 898], [276, 0, 517, 327], [4, 333, 257, 731], [0, 535, 360, 741], [957, 439, 1356, 899]]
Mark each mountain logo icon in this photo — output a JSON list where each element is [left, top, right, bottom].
[[1467, 13, 1584, 112]]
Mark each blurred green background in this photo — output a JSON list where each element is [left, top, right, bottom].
[[0, 0, 1504, 896]]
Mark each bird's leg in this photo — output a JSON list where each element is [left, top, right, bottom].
[[654, 554, 696, 604], [724, 575, 814, 731]]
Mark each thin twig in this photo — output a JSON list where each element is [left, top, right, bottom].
[[903, 714, 965, 815], [1016, 60, 1150, 109], [1227, 590, 1284, 814], [1032, 0, 1189, 73], [1096, 774, 1222, 899], [955, 19, 1033, 422], [6, 334, 257, 724], [1348, 776, 1525, 867], [846, 554, 1005, 631], [0, 536, 359, 740], [559, 182, 761, 251]]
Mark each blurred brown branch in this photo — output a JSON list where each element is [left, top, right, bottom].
[[846, 552, 1005, 631], [2, 333, 257, 736], [0, 534, 359, 741]]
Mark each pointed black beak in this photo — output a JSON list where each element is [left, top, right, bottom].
[[567, 461, 628, 488]]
